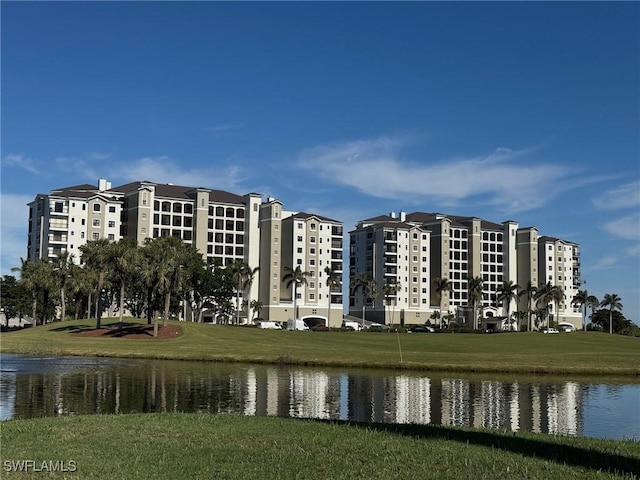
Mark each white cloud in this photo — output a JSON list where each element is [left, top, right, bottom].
[[602, 212, 640, 241], [593, 181, 640, 210], [589, 254, 619, 271], [1, 153, 39, 173], [114, 156, 247, 191], [297, 137, 581, 214], [0, 194, 32, 277]]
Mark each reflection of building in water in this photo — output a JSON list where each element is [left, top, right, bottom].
[[7, 361, 585, 437], [441, 378, 470, 427], [397, 376, 431, 424], [289, 371, 330, 419]]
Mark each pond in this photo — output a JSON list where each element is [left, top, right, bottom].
[[1, 354, 638, 441]]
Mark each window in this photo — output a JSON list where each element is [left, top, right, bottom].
[[93, 204, 101, 212], [109, 206, 116, 213], [108, 234, 115, 241], [310, 236, 316, 243], [297, 235, 303, 242], [92, 232, 100, 240], [108, 221, 116, 228], [81, 232, 85, 239], [92, 219, 100, 227]]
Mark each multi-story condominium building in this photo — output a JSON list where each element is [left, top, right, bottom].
[[258, 199, 343, 326], [349, 212, 431, 325], [27, 178, 123, 264], [537, 236, 582, 326], [349, 211, 582, 329], [26, 179, 343, 326]]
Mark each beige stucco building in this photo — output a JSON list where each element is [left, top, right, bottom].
[[26, 179, 342, 325]]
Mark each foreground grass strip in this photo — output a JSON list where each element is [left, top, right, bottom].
[[1, 318, 639, 375], [2, 414, 639, 480]]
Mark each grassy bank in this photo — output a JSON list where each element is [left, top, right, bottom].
[[2, 414, 639, 479], [1, 318, 639, 375]]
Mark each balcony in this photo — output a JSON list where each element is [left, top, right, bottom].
[[384, 256, 397, 265]]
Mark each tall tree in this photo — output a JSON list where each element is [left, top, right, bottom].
[[249, 300, 264, 322], [572, 289, 599, 332], [600, 293, 623, 335], [467, 276, 484, 329], [518, 281, 538, 332], [181, 248, 215, 323], [283, 265, 311, 329], [11, 258, 38, 326], [350, 272, 378, 329], [109, 238, 140, 331], [324, 266, 341, 328], [495, 280, 520, 331], [433, 277, 452, 329], [227, 260, 259, 325], [146, 236, 186, 336], [382, 279, 402, 329], [12, 258, 55, 326], [51, 251, 75, 322], [534, 282, 564, 328], [0, 275, 30, 326], [80, 238, 112, 329]]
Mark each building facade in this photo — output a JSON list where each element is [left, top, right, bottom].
[[26, 179, 343, 325], [349, 211, 582, 329]]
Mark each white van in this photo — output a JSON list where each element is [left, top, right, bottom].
[[342, 321, 363, 331], [287, 319, 309, 331], [256, 321, 282, 330]]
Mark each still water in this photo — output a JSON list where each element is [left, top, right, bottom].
[[1, 353, 638, 441]]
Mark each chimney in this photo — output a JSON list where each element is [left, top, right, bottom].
[[400, 211, 406, 222], [98, 178, 111, 192], [390, 212, 396, 219]]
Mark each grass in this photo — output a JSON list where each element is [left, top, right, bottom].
[[1, 414, 639, 479], [1, 318, 639, 375]]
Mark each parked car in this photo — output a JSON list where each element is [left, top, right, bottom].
[[286, 319, 310, 331], [540, 327, 559, 334], [408, 325, 435, 333], [342, 321, 363, 331], [368, 323, 389, 331], [256, 321, 282, 330]]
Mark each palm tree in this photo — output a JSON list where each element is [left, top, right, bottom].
[[12, 258, 40, 326], [572, 289, 599, 332], [382, 279, 402, 329], [51, 251, 75, 322], [282, 265, 311, 329], [324, 266, 341, 328], [249, 300, 263, 321], [109, 238, 140, 331], [152, 237, 185, 335], [467, 276, 484, 329], [518, 281, 538, 332], [350, 272, 378, 329], [534, 282, 564, 328], [600, 293, 622, 335], [228, 260, 259, 325], [495, 280, 520, 331], [80, 238, 112, 329], [433, 277, 452, 329]]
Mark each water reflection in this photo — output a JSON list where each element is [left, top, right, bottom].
[[1, 354, 638, 440]]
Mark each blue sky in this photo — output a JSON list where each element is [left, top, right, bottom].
[[2, 2, 639, 322]]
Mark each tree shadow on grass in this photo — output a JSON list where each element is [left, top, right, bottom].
[[49, 322, 142, 334], [49, 324, 96, 333], [305, 419, 640, 478]]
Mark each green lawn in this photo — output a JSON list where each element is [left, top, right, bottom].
[[2, 318, 639, 375], [2, 414, 639, 480]]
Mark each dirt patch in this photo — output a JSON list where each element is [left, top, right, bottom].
[[72, 323, 182, 339]]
